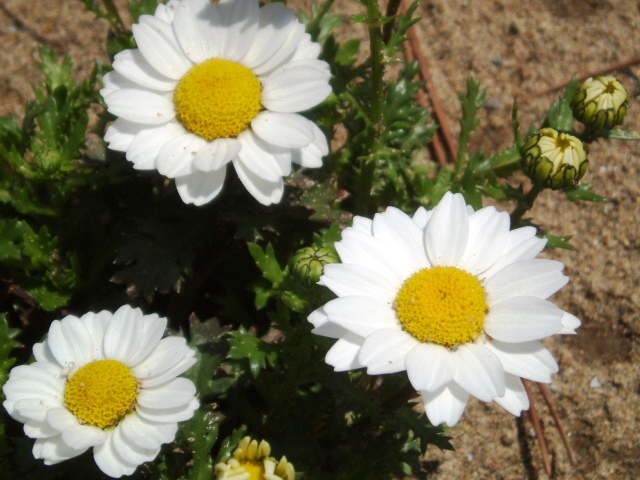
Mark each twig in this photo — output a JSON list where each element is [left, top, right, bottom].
[[528, 56, 640, 100], [537, 382, 578, 466], [523, 379, 553, 476], [405, 20, 458, 162], [403, 39, 448, 166]]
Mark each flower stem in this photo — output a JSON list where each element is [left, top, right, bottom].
[[101, 0, 126, 33], [510, 184, 544, 228], [355, 0, 386, 215]]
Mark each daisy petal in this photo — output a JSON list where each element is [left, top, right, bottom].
[[241, 3, 301, 73], [105, 89, 175, 125], [262, 64, 331, 112], [217, 0, 259, 60], [372, 207, 429, 275], [322, 297, 400, 337], [421, 383, 470, 426], [137, 378, 196, 409], [104, 118, 145, 152], [112, 426, 160, 466], [61, 425, 107, 450], [193, 138, 241, 172], [133, 15, 191, 80], [156, 133, 205, 178], [232, 157, 284, 205], [136, 397, 199, 423], [425, 192, 469, 266], [33, 437, 88, 465], [485, 259, 568, 305], [320, 263, 396, 302], [113, 48, 177, 92], [291, 122, 328, 168], [405, 343, 454, 392], [126, 122, 185, 170], [359, 329, 418, 374], [175, 168, 227, 206], [459, 207, 510, 275], [559, 312, 581, 334], [173, 0, 220, 63], [93, 432, 139, 478], [485, 296, 564, 342], [251, 111, 315, 148], [120, 414, 178, 450], [236, 130, 289, 182], [47, 317, 95, 370], [483, 340, 558, 383], [493, 374, 530, 416], [308, 307, 352, 339], [325, 334, 365, 372], [452, 343, 505, 401], [481, 226, 547, 280]]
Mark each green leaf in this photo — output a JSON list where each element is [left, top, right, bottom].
[[227, 331, 278, 378], [565, 183, 606, 202], [604, 127, 640, 140], [544, 233, 576, 250], [290, 176, 351, 224], [182, 410, 220, 480], [247, 242, 285, 287], [455, 77, 486, 168], [215, 426, 248, 464], [544, 78, 579, 131]]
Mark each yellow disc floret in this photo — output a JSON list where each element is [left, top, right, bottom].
[[64, 359, 138, 429], [238, 460, 265, 480], [174, 58, 262, 141], [394, 266, 488, 348]]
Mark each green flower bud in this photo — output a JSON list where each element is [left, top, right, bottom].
[[571, 75, 629, 130], [521, 128, 588, 190], [290, 245, 339, 286]]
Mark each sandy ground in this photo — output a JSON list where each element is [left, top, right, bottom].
[[0, 1, 638, 479]]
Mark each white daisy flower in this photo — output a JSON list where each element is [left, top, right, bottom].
[[309, 192, 581, 426], [2, 305, 198, 478], [101, 0, 331, 206]]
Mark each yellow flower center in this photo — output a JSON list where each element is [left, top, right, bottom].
[[64, 359, 139, 429], [239, 460, 265, 480], [174, 58, 262, 141], [394, 266, 488, 348]]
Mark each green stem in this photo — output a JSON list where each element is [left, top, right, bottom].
[[101, 0, 126, 33], [355, 0, 386, 215], [510, 184, 544, 228], [305, 0, 336, 39]]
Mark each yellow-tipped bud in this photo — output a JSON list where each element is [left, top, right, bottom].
[[571, 75, 629, 130], [521, 128, 588, 190]]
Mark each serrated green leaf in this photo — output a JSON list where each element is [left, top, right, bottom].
[[565, 183, 606, 202], [227, 332, 277, 378], [605, 127, 640, 140], [247, 243, 284, 287], [544, 233, 576, 250], [544, 78, 579, 131]]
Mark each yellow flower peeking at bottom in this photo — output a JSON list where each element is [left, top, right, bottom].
[[215, 436, 295, 480]]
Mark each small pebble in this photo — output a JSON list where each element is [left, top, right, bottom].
[[590, 377, 603, 388]]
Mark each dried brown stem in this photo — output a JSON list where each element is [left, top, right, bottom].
[[402, 1, 458, 163], [524, 379, 553, 476], [537, 382, 578, 466], [529, 56, 640, 100]]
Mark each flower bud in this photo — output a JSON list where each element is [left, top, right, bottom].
[[290, 245, 338, 286], [571, 75, 629, 130], [521, 128, 588, 190]]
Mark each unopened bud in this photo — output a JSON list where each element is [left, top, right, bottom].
[[571, 75, 629, 130], [290, 246, 338, 286], [521, 128, 588, 190]]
